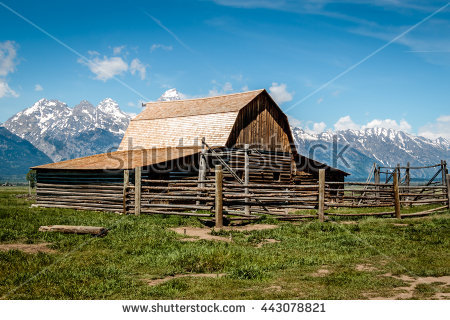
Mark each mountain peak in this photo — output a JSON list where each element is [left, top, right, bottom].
[[97, 98, 120, 114], [157, 88, 185, 101]]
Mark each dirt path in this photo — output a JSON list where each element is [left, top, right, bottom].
[[0, 242, 55, 254], [368, 273, 450, 300], [171, 224, 278, 242]]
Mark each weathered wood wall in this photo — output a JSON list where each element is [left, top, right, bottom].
[[35, 170, 125, 212], [227, 93, 294, 153]]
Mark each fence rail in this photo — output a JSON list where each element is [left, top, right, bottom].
[[34, 166, 450, 225], [122, 167, 450, 224]]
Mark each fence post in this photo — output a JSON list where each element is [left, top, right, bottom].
[[197, 144, 207, 206], [374, 165, 380, 205], [135, 166, 141, 216], [215, 165, 223, 228], [441, 160, 447, 185], [393, 168, 401, 219], [318, 169, 325, 222], [244, 144, 250, 215], [123, 169, 130, 215], [446, 174, 450, 209]]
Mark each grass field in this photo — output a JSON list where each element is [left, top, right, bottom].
[[0, 187, 449, 300]]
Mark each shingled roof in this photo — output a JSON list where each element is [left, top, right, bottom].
[[135, 89, 264, 120], [32, 147, 203, 170], [118, 89, 265, 151]]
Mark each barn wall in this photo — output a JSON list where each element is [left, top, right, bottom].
[[35, 169, 125, 212], [227, 93, 294, 153]]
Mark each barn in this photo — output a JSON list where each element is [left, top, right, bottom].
[[32, 89, 349, 215]]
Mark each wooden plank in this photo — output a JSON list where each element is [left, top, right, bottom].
[[393, 168, 401, 219], [446, 174, 450, 209], [39, 225, 108, 236], [135, 166, 141, 216], [318, 169, 325, 222], [244, 144, 250, 215], [215, 165, 223, 228], [123, 169, 129, 214]]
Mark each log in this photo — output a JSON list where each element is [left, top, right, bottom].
[[318, 169, 325, 222], [39, 225, 108, 236]]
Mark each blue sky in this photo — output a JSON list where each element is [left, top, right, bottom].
[[0, 0, 449, 139]]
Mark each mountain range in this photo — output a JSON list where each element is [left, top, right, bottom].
[[1, 88, 448, 180], [3, 98, 131, 162]]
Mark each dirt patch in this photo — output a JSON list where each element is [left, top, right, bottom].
[[145, 273, 226, 286], [393, 223, 409, 227], [0, 243, 55, 254], [171, 227, 231, 242], [366, 273, 450, 300], [355, 264, 378, 272], [223, 224, 278, 232], [312, 267, 330, 277], [264, 285, 282, 292], [256, 239, 281, 248], [340, 221, 358, 225], [171, 224, 278, 242]]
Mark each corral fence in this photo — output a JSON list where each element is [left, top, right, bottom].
[[124, 165, 450, 224]]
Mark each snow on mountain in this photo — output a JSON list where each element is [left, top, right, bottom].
[[292, 127, 450, 179], [157, 88, 185, 101], [3, 98, 132, 162]]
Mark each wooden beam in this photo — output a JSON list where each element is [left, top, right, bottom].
[[393, 168, 401, 219], [135, 167, 141, 216], [39, 225, 108, 236], [244, 144, 250, 215], [215, 164, 223, 228], [123, 169, 129, 215], [197, 143, 207, 206], [446, 174, 450, 209], [441, 160, 447, 186], [318, 169, 325, 222]]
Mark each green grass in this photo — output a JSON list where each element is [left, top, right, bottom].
[[0, 187, 449, 299]]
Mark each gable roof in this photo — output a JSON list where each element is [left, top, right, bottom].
[[118, 89, 266, 151], [135, 89, 264, 121]]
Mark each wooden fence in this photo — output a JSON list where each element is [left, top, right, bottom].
[[124, 166, 450, 224]]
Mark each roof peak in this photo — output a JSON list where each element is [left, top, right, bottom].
[[144, 88, 265, 105]]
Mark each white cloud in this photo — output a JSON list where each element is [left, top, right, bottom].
[[222, 82, 233, 92], [0, 40, 18, 77], [418, 115, 450, 140], [334, 116, 361, 131], [316, 97, 324, 104], [150, 44, 173, 52], [130, 58, 147, 80], [127, 101, 135, 107], [34, 84, 43, 91], [0, 79, 19, 98], [113, 45, 125, 55], [269, 82, 293, 104], [209, 82, 234, 96], [241, 85, 249, 91], [363, 119, 412, 132], [78, 55, 128, 81], [0, 41, 19, 98], [334, 115, 412, 132], [308, 122, 327, 134]]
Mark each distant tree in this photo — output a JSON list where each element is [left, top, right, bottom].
[[26, 170, 37, 188]]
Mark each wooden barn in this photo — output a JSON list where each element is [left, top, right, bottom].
[[32, 89, 349, 215]]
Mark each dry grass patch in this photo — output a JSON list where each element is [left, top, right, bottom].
[[0, 242, 55, 254]]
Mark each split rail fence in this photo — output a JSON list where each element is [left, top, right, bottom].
[[123, 167, 450, 224]]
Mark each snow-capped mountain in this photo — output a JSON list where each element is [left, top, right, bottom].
[[157, 88, 185, 101], [292, 127, 450, 179], [3, 98, 132, 162]]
